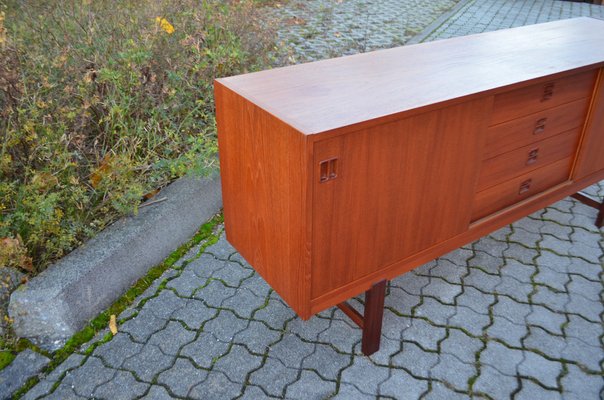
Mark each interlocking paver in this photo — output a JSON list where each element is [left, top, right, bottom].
[[180, 332, 230, 369], [92, 370, 149, 400], [285, 370, 337, 400], [156, 358, 207, 398], [122, 343, 175, 383], [19, 1, 604, 399]]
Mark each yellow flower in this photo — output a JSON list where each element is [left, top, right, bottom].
[[155, 17, 175, 35]]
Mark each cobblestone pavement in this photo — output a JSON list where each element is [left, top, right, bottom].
[[22, 1, 604, 399], [268, 0, 460, 62]]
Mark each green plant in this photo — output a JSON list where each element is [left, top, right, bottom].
[[0, 0, 275, 273]]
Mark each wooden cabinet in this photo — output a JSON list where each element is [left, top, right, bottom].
[[215, 17, 604, 354]]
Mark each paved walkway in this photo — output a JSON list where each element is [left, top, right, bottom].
[[20, 1, 604, 399]]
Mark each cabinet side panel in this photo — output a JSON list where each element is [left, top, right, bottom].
[[573, 68, 604, 180], [215, 82, 310, 318], [311, 98, 490, 299]]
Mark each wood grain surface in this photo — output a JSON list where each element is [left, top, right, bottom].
[[216, 17, 604, 135]]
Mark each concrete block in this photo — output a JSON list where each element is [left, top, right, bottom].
[[9, 175, 222, 350]]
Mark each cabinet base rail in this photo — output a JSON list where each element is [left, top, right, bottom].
[[336, 280, 388, 356], [571, 192, 604, 228]]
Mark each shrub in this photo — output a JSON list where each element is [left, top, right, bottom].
[[0, 0, 275, 272]]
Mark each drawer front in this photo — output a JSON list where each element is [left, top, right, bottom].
[[484, 98, 589, 160], [472, 158, 572, 221], [477, 129, 580, 191], [490, 70, 597, 125]]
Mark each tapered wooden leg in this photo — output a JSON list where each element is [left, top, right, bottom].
[[337, 280, 388, 356], [361, 280, 387, 355], [572, 192, 604, 228]]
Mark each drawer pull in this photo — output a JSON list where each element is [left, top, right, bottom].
[[519, 179, 532, 194], [526, 148, 539, 165], [541, 83, 555, 102], [319, 158, 338, 183], [533, 118, 547, 134]]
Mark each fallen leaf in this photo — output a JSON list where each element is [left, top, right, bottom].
[[109, 314, 118, 335]]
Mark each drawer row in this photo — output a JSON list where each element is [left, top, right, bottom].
[[472, 69, 597, 222]]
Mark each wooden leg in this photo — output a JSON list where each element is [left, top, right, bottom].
[[571, 192, 604, 228], [337, 280, 388, 356]]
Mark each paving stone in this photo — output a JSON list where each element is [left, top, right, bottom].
[[431, 352, 476, 391], [92, 370, 149, 400], [157, 358, 207, 398], [143, 289, 188, 320], [462, 267, 501, 292], [391, 273, 430, 296], [317, 318, 360, 353], [234, 320, 282, 354], [204, 234, 236, 259], [61, 357, 116, 398], [302, 342, 350, 380], [187, 253, 227, 279], [473, 364, 519, 400], [518, 351, 562, 389], [285, 370, 337, 400], [166, 269, 204, 297], [222, 287, 267, 319], [422, 258, 468, 284], [414, 298, 456, 326], [564, 314, 602, 347], [238, 273, 272, 299], [423, 381, 468, 399], [501, 259, 535, 283], [122, 343, 175, 382], [566, 257, 602, 282], [252, 297, 296, 330], [249, 357, 299, 398], [447, 305, 491, 337], [565, 292, 601, 322], [561, 363, 604, 400], [286, 315, 330, 341], [515, 378, 562, 400], [331, 382, 375, 400], [561, 336, 603, 373], [147, 320, 196, 356], [455, 286, 496, 314], [378, 367, 429, 398], [170, 298, 217, 330], [492, 296, 531, 325], [391, 342, 439, 379], [366, 335, 401, 366], [189, 371, 243, 400], [21, 379, 55, 400], [421, 276, 463, 305], [567, 274, 601, 303], [523, 326, 566, 360], [94, 333, 143, 368], [526, 304, 567, 335], [40, 384, 86, 400], [480, 341, 523, 376], [0, 349, 50, 400], [532, 286, 569, 313], [119, 308, 167, 344], [210, 261, 252, 288], [401, 317, 446, 352], [193, 279, 238, 308], [268, 332, 315, 369], [213, 344, 263, 383], [340, 357, 389, 396], [440, 329, 482, 364], [385, 286, 422, 312], [180, 332, 230, 369], [239, 385, 275, 400], [139, 385, 173, 400], [495, 275, 534, 303], [202, 309, 249, 342]]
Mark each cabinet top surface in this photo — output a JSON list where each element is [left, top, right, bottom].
[[216, 17, 604, 135]]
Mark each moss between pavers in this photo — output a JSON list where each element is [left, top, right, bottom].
[[10, 213, 224, 399]]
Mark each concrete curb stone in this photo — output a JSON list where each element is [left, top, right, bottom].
[[8, 175, 222, 351]]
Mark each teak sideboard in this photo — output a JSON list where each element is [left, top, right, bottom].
[[215, 17, 604, 355]]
